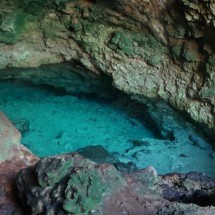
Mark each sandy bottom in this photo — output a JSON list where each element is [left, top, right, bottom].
[[0, 80, 215, 177]]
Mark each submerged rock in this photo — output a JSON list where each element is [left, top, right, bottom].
[[77, 145, 117, 164], [16, 153, 215, 215]]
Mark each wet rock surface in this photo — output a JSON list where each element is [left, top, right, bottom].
[[159, 172, 215, 207], [16, 153, 215, 215]]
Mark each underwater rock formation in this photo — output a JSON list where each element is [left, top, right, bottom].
[[0, 0, 214, 133], [16, 153, 215, 215]]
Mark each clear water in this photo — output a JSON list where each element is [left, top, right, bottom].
[[0, 81, 155, 156], [0, 80, 215, 177]]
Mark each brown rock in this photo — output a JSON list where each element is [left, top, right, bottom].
[[0, 111, 21, 162], [0, 112, 38, 215]]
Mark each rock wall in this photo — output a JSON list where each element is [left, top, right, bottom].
[[0, 0, 214, 131]]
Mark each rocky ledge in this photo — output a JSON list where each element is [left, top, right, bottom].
[[16, 153, 215, 215]]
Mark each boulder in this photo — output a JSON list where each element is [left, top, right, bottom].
[[16, 153, 125, 214]]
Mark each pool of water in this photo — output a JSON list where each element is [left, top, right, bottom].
[[0, 80, 215, 177]]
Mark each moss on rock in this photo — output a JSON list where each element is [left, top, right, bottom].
[[0, 11, 29, 44], [16, 153, 125, 214]]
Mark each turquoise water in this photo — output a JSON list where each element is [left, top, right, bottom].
[[0, 81, 155, 156], [0, 80, 215, 177]]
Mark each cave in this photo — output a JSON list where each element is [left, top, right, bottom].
[[0, 64, 215, 177], [0, 0, 215, 214]]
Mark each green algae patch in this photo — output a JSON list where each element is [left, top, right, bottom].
[[79, 21, 166, 60], [16, 154, 125, 214], [63, 165, 124, 214], [74, 19, 166, 62], [0, 11, 31, 44], [64, 168, 106, 213], [40, 15, 67, 39], [200, 88, 215, 98], [147, 55, 163, 66], [74, 21, 112, 55], [109, 31, 134, 56], [37, 156, 74, 187], [61, 0, 167, 64], [171, 45, 182, 59]]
